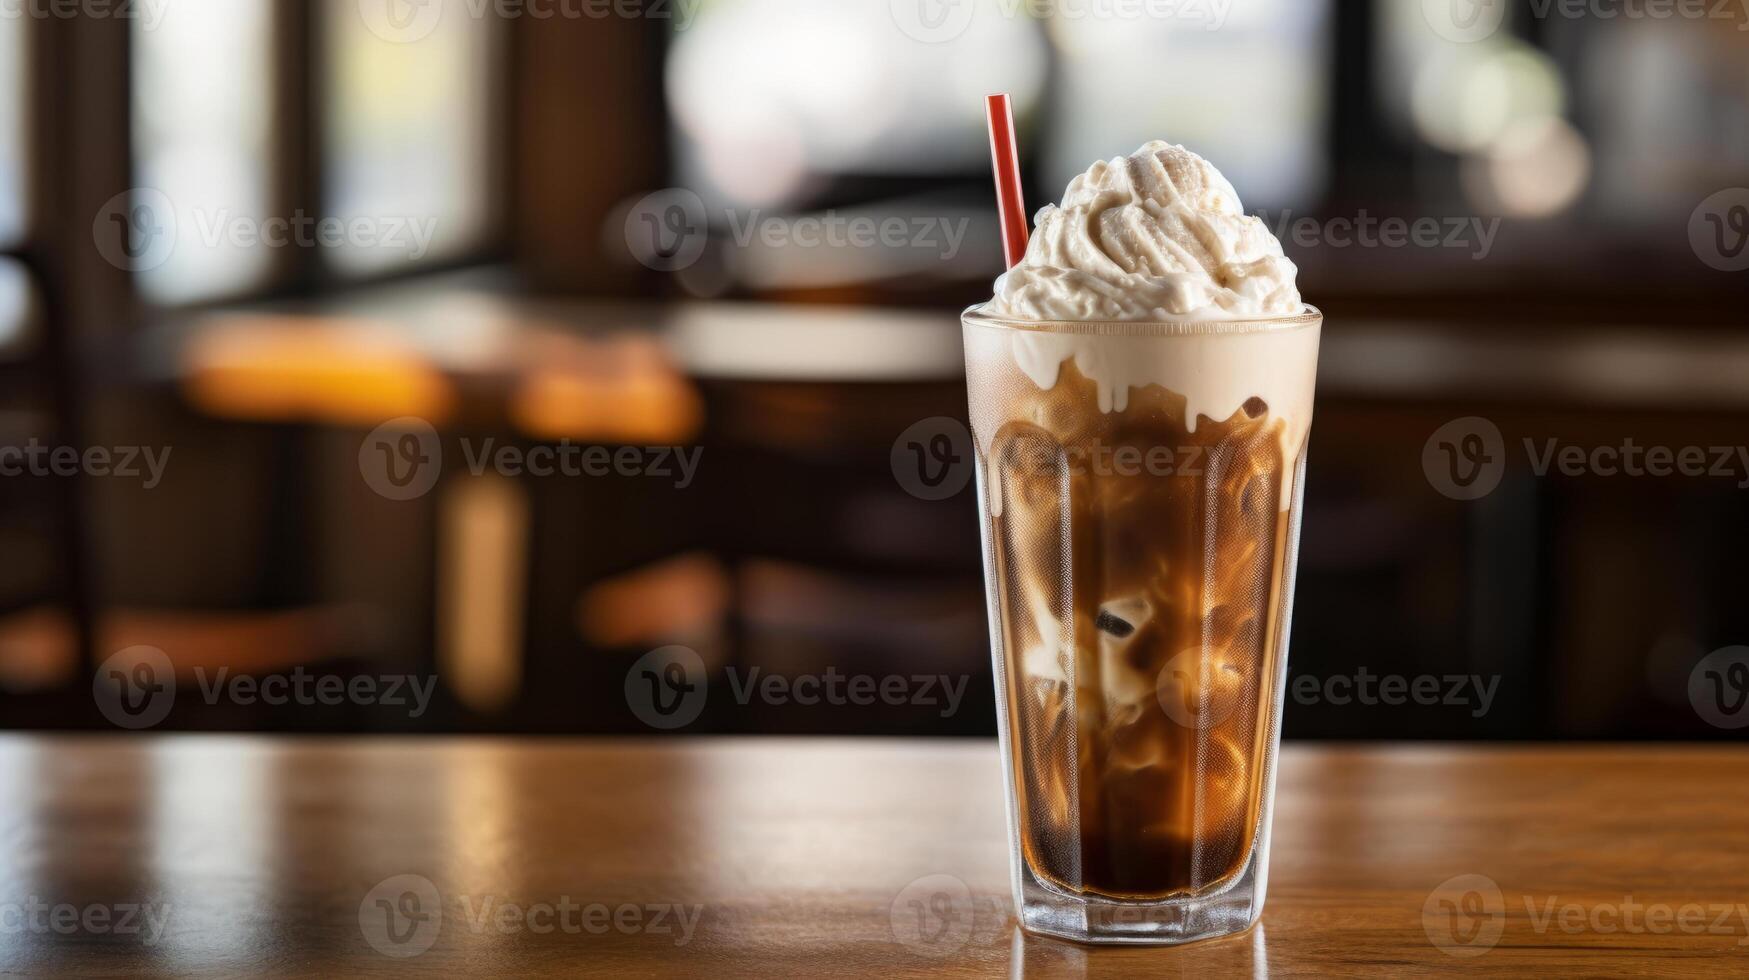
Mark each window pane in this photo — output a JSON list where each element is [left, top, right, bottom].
[[0, 258, 36, 358], [0, 16, 26, 244], [324, 0, 495, 275], [132, 0, 276, 303], [667, 0, 1047, 207], [1045, 0, 1332, 210]]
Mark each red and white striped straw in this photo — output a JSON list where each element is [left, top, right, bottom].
[[984, 93, 1029, 270]]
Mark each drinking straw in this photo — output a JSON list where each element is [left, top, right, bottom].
[[985, 93, 1029, 269]]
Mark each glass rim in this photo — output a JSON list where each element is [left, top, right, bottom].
[[961, 303, 1321, 337]]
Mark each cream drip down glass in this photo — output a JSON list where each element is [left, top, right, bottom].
[[964, 141, 1322, 945]]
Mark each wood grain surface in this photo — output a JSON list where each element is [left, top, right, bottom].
[[1, 737, 1745, 977]]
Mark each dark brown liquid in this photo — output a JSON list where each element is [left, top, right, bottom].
[[978, 361, 1298, 901]]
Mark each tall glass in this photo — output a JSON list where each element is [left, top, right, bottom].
[[962, 307, 1322, 945]]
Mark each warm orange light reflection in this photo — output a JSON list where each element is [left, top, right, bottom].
[[0, 606, 77, 690], [509, 333, 702, 444], [577, 552, 727, 649], [183, 314, 456, 426]]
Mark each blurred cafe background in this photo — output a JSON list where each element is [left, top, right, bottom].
[[1, 0, 1746, 739]]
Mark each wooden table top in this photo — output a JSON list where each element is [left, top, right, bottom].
[[3, 737, 1746, 977]]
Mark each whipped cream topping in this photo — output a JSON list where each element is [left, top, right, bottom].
[[986, 141, 1301, 322]]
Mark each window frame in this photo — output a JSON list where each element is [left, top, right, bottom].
[[126, 0, 515, 312]]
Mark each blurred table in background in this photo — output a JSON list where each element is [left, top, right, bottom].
[[4, 737, 1747, 977], [12, 273, 1742, 738]]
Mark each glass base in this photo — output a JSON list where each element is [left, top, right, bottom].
[[1014, 863, 1264, 946]]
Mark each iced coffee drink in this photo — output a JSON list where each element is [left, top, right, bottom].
[[965, 142, 1321, 944]]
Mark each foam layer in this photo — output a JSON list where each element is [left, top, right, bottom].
[[963, 313, 1322, 509]]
